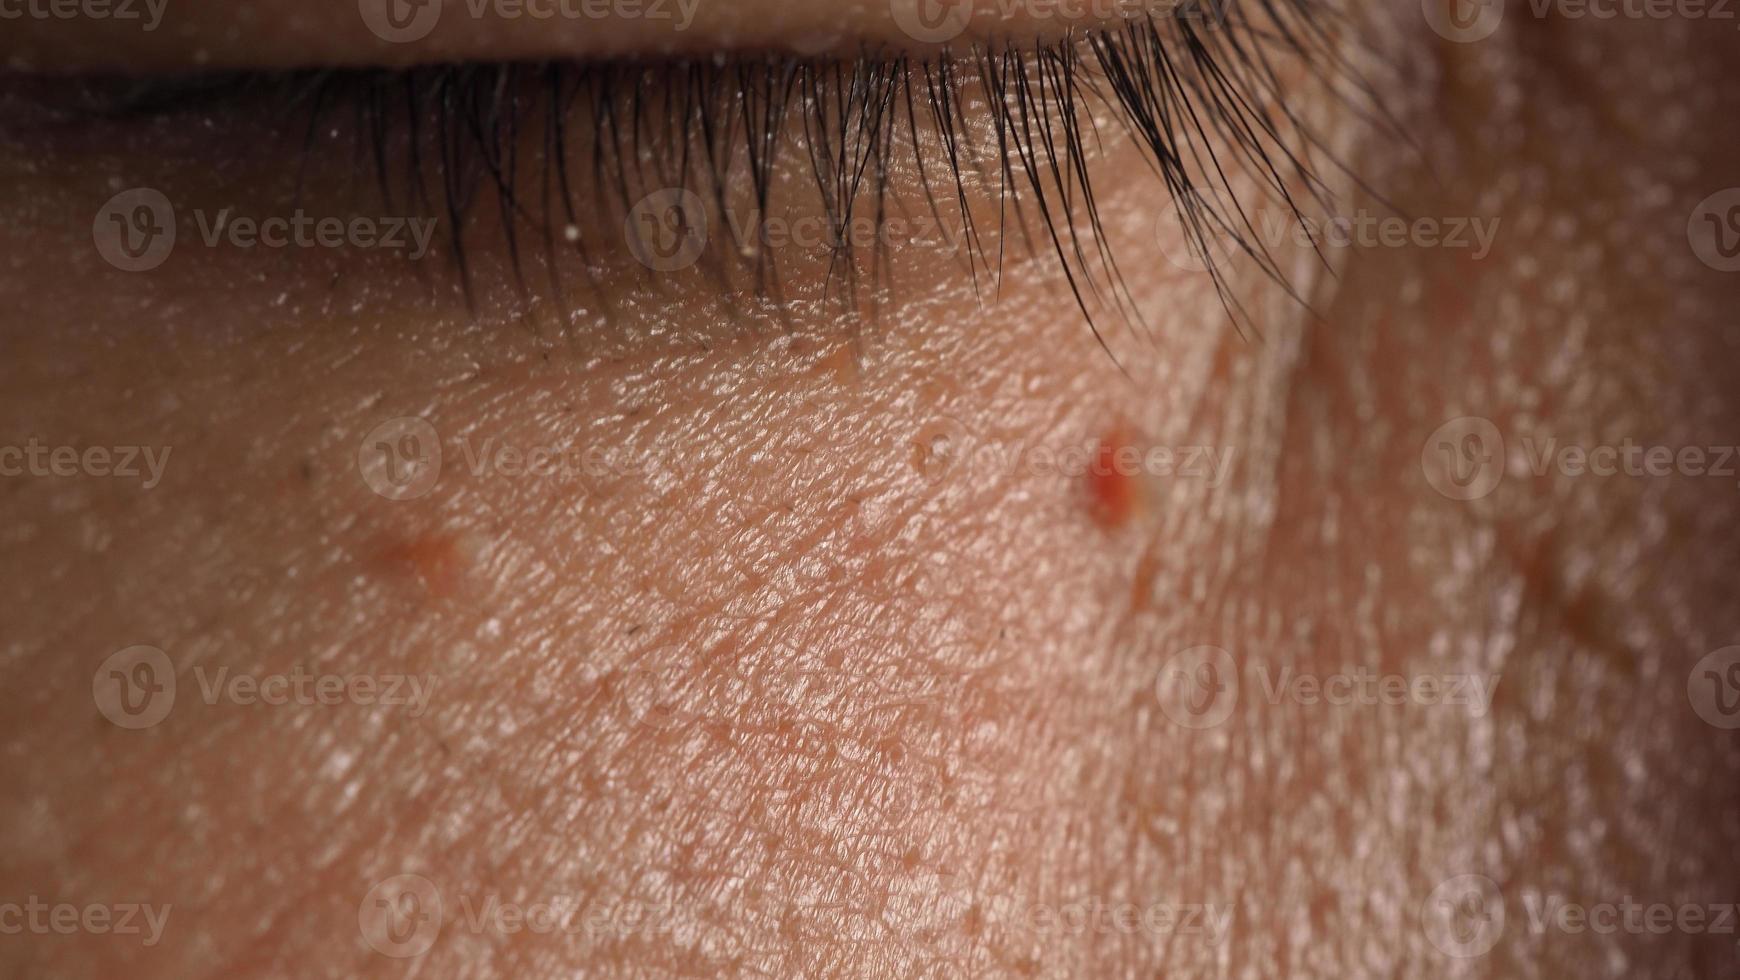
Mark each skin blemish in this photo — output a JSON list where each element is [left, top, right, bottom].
[[371, 531, 472, 598], [1088, 425, 1140, 530]]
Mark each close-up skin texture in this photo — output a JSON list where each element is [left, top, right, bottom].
[[2, 1, 1739, 978]]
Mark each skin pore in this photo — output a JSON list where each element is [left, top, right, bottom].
[[2, 1, 1739, 977]]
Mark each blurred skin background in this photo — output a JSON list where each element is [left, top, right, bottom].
[[1, 0, 1739, 976]]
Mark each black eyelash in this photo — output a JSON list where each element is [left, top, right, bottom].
[[50, 1, 1381, 349]]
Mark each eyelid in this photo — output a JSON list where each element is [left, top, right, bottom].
[[0, 0, 1201, 75]]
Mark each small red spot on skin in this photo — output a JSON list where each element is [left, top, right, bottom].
[[1088, 426, 1140, 530], [373, 533, 465, 597]]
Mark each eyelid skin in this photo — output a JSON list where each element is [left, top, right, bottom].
[[0, 0, 1213, 74]]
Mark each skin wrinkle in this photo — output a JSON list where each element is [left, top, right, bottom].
[[1, 5, 1739, 980]]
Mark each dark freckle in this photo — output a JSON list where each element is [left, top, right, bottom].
[[626, 624, 643, 636], [298, 459, 315, 483]]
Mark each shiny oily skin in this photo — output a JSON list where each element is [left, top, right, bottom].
[[3, 10, 1740, 980]]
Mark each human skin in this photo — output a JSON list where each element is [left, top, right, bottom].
[[2, 2, 1739, 978]]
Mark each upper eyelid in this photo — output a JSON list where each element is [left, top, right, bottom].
[[4, 3, 1363, 351], [225, 7, 1344, 329], [0, 0, 1215, 75]]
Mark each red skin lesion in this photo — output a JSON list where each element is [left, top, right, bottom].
[[1088, 425, 1140, 530], [371, 532, 467, 598]]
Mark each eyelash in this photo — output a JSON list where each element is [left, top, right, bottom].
[[57, 0, 1361, 343]]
